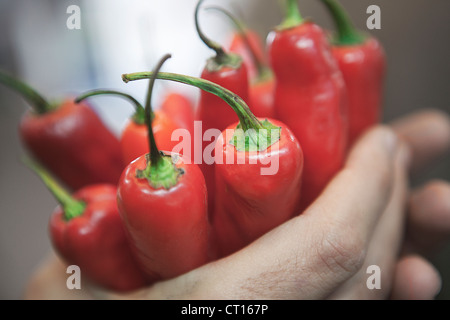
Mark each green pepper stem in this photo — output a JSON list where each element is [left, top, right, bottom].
[[279, 0, 303, 30], [320, 0, 365, 45], [22, 158, 86, 221], [145, 54, 172, 167], [195, 0, 227, 61], [205, 6, 271, 82], [0, 70, 52, 114], [75, 90, 147, 125], [134, 54, 184, 190], [123, 71, 263, 132]]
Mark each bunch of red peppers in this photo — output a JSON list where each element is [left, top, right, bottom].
[[3, 0, 385, 292]]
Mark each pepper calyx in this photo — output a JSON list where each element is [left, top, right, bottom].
[[205, 52, 243, 72], [230, 119, 281, 152], [277, 0, 304, 31], [136, 153, 184, 190]]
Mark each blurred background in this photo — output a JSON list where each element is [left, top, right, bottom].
[[0, 0, 449, 299]]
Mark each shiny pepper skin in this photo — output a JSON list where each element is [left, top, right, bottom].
[[229, 29, 267, 81], [212, 119, 303, 257], [197, 64, 250, 214], [160, 92, 195, 138], [332, 38, 386, 145], [120, 111, 180, 165], [20, 99, 124, 190], [117, 153, 210, 282], [249, 78, 276, 119], [228, 27, 275, 119], [49, 184, 148, 292], [268, 22, 348, 210]]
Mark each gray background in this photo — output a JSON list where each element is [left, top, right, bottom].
[[0, 0, 449, 299]]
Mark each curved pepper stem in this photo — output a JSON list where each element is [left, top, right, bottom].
[[134, 54, 184, 190], [0, 70, 53, 114], [195, 0, 225, 59], [122, 71, 281, 152], [144, 56, 170, 167], [205, 6, 272, 82], [124, 71, 262, 132], [22, 158, 86, 221], [75, 90, 148, 125], [320, 0, 366, 45], [279, 0, 304, 30], [195, 0, 242, 71]]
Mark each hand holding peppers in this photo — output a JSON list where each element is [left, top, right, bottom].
[[27, 113, 450, 300], [13, 0, 450, 301]]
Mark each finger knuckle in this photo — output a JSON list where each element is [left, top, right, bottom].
[[316, 225, 366, 276]]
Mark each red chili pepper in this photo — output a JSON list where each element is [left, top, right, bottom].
[[75, 90, 181, 165], [160, 92, 196, 163], [195, 0, 250, 214], [206, 6, 276, 119], [267, 0, 348, 210], [160, 92, 195, 137], [248, 76, 276, 120], [225, 14, 268, 81], [122, 68, 303, 260], [321, 0, 386, 146], [120, 111, 179, 164], [0, 71, 124, 190], [213, 118, 303, 257], [24, 159, 147, 292], [231, 28, 268, 76], [117, 55, 210, 281]]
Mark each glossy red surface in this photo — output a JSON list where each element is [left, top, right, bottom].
[[212, 118, 303, 257], [20, 99, 124, 190], [49, 184, 147, 292], [120, 111, 181, 165], [117, 153, 210, 281], [197, 63, 250, 215], [333, 38, 386, 145], [268, 22, 348, 210]]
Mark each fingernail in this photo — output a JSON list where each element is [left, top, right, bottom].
[[382, 127, 398, 153]]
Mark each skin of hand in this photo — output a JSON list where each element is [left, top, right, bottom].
[[24, 109, 450, 300]]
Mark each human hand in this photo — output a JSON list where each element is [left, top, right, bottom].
[[389, 110, 450, 299], [24, 109, 450, 300]]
